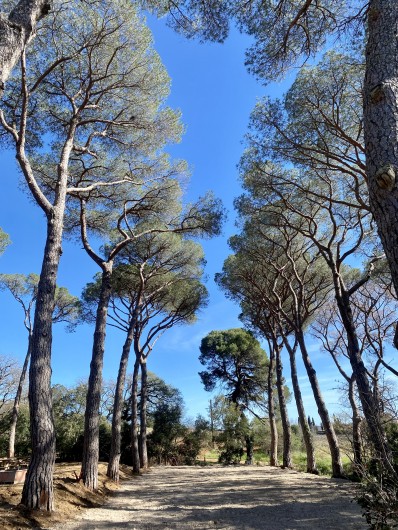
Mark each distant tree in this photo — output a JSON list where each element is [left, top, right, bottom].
[[147, 402, 184, 465], [81, 232, 209, 480], [199, 328, 268, 407], [0, 273, 79, 458], [79, 186, 220, 487], [199, 328, 269, 464], [210, 395, 247, 465], [0, 354, 19, 420], [216, 241, 319, 474]]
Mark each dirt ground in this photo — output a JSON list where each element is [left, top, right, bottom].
[[0, 462, 131, 530], [45, 465, 366, 530]]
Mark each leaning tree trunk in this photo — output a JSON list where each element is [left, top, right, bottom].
[[131, 358, 140, 474], [0, 0, 50, 96], [21, 213, 65, 511], [139, 358, 148, 470], [8, 331, 31, 459], [267, 346, 278, 466], [81, 264, 113, 490], [348, 378, 363, 473], [275, 344, 292, 469], [296, 329, 343, 478], [284, 336, 317, 474], [107, 319, 135, 482], [335, 291, 395, 476]]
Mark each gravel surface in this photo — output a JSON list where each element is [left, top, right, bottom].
[[51, 465, 367, 530]]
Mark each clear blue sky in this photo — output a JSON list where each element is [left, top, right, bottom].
[[0, 14, 346, 424]]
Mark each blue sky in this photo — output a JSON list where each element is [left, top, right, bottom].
[[0, 15, 347, 425]]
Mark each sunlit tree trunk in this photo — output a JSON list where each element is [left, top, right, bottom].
[[334, 288, 394, 475], [21, 215, 64, 510], [81, 265, 113, 490], [364, 1, 398, 307], [267, 347, 278, 466], [107, 320, 135, 482], [284, 337, 317, 474], [139, 358, 148, 470], [275, 344, 292, 468], [296, 330, 343, 478], [131, 358, 140, 474]]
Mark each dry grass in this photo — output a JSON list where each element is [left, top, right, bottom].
[[0, 462, 132, 529]]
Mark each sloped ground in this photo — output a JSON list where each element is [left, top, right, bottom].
[[51, 465, 367, 530], [0, 463, 131, 530]]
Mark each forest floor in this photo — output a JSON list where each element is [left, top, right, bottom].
[[0, 463, 367, 529], [42, 465, 367, 530]]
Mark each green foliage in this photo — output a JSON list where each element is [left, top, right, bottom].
[[215, 400, 247, 464], [0, 273, 79, 329], [357, 424, 398, 529], [82, 231, 209, 334], [0, 404, 30, 458], [51, 382, 113, 462], [52, 384, 86, 461], [0, 229, 10, 256], [156, 0, 362, 86], [148, 402, 186, 464], [199, 328, 268, 406]]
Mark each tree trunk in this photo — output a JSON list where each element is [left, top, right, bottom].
[[364, 1, 398, 314], [284, 337, 317, 474], [131, 358, 140, 474], [245, 434, 254, 465], [8, 331, 31, 459], [275, 344, 292, 468], [335, 291, 395, 476], [296, 330, 343, 478], [364, 4, 398, 477], [267, 346, 278, 466], [107, 319, 134, 482], [348, 378, 362, 474], [81, 265, 113, 490], [21, 214, 64, 511], [139, 358, 148, 470], [0, 0, 50, 96]]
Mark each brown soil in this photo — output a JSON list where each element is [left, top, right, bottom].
[[0, 462, 132, 530], [52, 465, 366, 530]]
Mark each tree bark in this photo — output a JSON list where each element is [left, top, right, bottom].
[[364, 1, 398, 308], [296, 329, 343, 478], [364, 4, 398, 476], [0, 0, 50, 96], [348, 378, 362, 473], [107, 319, 135, 482], [21, 213, 65, 511], [131, 358, 140, 474], [275, 344, 292, 468], [284, 337, 317, 474], [81, 264, 113, 490], [8, 331, 31, 459], [267, 346, 278, 466], [139, 358, 148, 470]]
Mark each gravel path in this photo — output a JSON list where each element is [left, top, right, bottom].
[[51, 465, 367, 530]]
